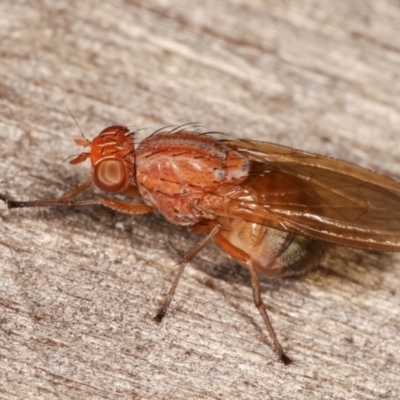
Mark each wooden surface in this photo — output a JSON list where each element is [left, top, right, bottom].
[[1, 0, 400, 399]]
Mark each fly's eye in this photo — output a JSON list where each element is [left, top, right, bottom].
[[93, 159, 127, 192]]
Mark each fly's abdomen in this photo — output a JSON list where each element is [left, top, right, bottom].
[[217, 217, 326, 277]]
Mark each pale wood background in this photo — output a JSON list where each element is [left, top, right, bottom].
[[1, 0, 400, 399]]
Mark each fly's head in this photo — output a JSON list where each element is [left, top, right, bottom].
[[70, 126, 136, 193]]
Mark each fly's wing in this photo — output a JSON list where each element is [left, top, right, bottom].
[[218, 139, 400, 251]]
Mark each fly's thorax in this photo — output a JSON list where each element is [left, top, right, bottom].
[[135, 132, 249, 225], [217, 217, 326, 277]]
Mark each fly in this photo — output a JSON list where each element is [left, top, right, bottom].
[[2, 125, 400, 365]]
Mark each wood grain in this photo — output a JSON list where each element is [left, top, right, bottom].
[[1, 0, 400, 399]]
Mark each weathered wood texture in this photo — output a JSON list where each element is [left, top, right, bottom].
[[1, 0, 400, 399]]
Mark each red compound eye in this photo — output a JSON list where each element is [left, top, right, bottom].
[[93, 158, 127, 192]]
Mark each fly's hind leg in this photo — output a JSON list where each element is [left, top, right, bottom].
[[213, 232, 292, 365]]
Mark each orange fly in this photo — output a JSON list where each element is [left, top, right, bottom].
[[2, 125, 400, 364]]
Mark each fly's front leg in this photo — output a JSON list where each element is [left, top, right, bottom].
[[213, 232, 292, 365], [1, 182, 154, 216], [154, 222, 220, 322], [0, 180, 93, 208], [58, 180, 93, 201]]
